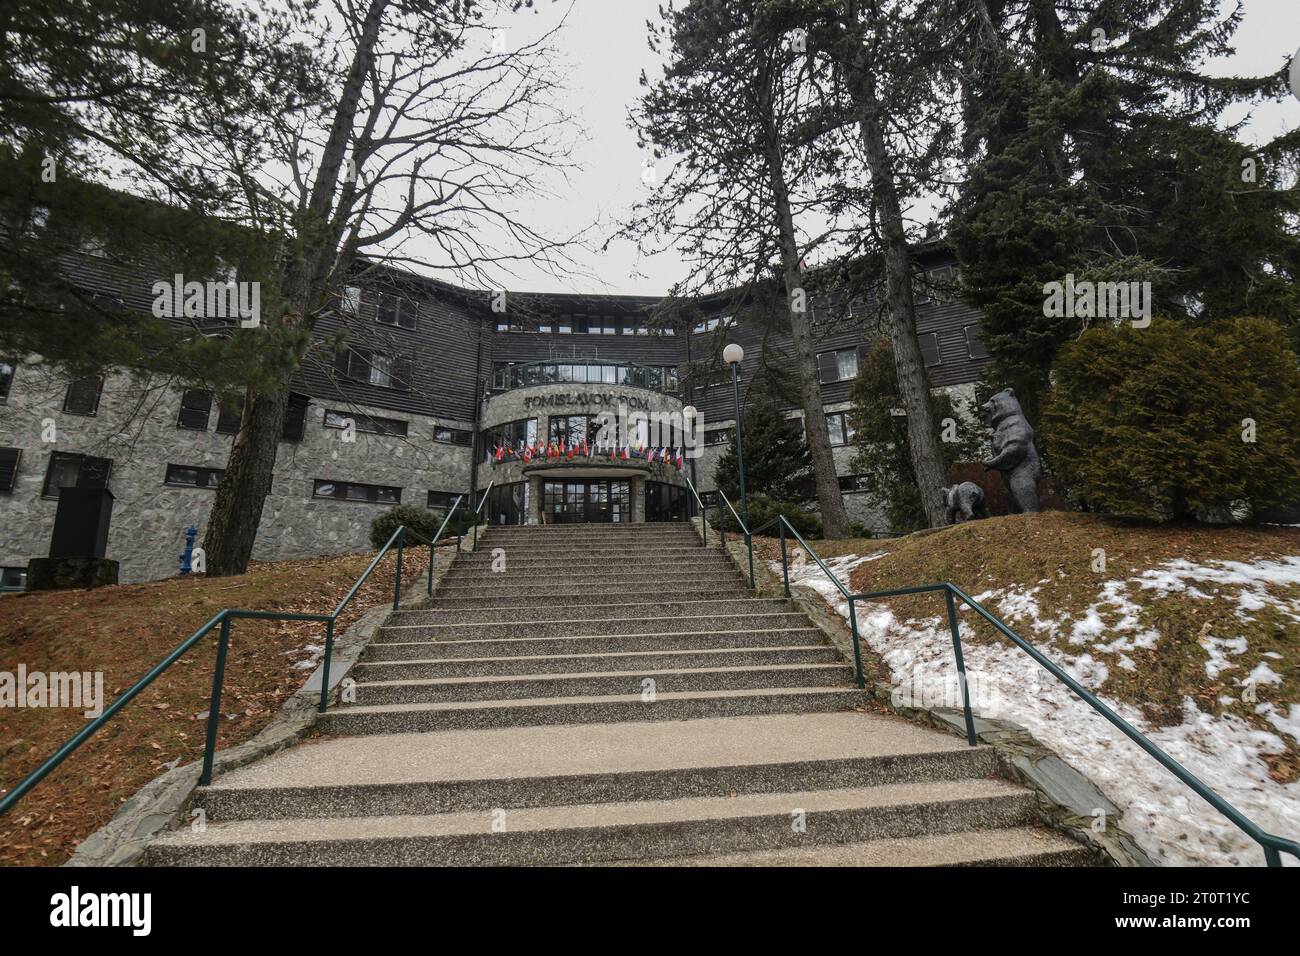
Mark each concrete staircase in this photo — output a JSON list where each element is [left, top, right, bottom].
[[146, 523, 1092, 866]]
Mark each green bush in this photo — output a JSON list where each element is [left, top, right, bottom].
[[1042, 317, 1300, 521], [369, 503, 474, 549], [708, 492, 823, 538]]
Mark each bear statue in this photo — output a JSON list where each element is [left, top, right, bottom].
[[944, 481, 988, 524], [980, 387, 1042, 514]]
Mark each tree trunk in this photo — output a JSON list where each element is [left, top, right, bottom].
[[851, 75, 949, 529], [760, 100, 851, 538], [203, 0, 389, 575]]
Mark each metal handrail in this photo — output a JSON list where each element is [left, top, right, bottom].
[[679, 471, 709, 546], [0, 523, 426, 816], [712, 487, 756, 590], [768, 512, 1300, 867], [471, 481, 494, 549]]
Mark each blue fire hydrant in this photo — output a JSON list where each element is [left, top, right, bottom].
[[180, 526, 199, 575]]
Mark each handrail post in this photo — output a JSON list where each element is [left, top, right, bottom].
[[745, 531, 755, 591], [944, 586, 979, 746], [393, 526, 404, 611], [846, 596, 866, 689], [427, 535, 435, 595], [779, 520, 791, 599], [199, 616, 232, 786], [318, 617, 335, 714], [717, 499, 725, 550]]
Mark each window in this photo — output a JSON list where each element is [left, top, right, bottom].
[[691, 315, 733, 334], [336, 348, 413, 390], [826, 411, 854, 446], [427, 490, 463, 515], [495, 318, 524, 333], [376, 293, 417, 330], [177, 390, 213, 430], [434, 426, 472, 446], [838, 474, 870, 493], [63, 376, 103, 415], [42, 452, 111, 498], [0, 567, 26, 591], [965, 324, 990, 360], [312, 479, 401, 504], [918, 332, 942, 367], [282, 393, 310, 442], [548, 415, 597, 448], [817, 347, 863, 385], [340, 286, 362, 315], [0, 447, 21, 492], [0, 358, 15, 402], [323, 409, 409, 437], [480, 419, 537, 461], [704, 428, 730, 447], [216, 401, 242, 435], [165, 464, 224, 489]]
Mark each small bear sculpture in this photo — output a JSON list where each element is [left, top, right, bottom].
[[980, 387, 1042, 514], [944, 482, 988, 524]]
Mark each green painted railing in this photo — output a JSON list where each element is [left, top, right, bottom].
[[681, 472, 756, 589], [766, 514, 1300, 867], [0, 518, 463, 817], [470, 480, 495, 550]]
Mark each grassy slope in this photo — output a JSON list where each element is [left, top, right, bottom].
[[0, 548, 430, 866], [757, 512, 1300, 782]]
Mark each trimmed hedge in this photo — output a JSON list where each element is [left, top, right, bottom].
[[1042, 317, 1300, 522], [369, 503, 475, 549], [708, 492, 824, 538]]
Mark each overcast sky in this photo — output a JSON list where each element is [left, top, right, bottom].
[[450, 0, 1300, 296]]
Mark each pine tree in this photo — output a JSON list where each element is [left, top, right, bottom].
[[628, 0, 853, 537], [713, 398, 816, 504], [950, 0, 1300, 422]]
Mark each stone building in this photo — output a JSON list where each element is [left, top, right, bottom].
[[0, 243, 991, 586]]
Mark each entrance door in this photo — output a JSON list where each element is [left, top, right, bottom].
[[543, 480, 631, 523]]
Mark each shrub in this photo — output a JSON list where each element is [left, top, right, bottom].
[[708, 492, 823, 538], [369, 503, 474, 549], [1042, 317, 1300, 521]]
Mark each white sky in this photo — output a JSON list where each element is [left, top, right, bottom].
[[484, 0, 1299, 297]]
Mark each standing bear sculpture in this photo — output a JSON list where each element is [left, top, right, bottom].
[[981, 387, 1042, 514]]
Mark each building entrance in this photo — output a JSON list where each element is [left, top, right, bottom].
[[542, 480, 631, 523]]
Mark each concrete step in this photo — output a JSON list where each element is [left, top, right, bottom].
[[480, 525, 698, 536], [363, 628, 827, 660], [145, 778, 1035, 866], [352, 645, 843, 680], [478, 534, 702, 548], [446, 552, 734, 570], [428, 587, 750, 607], [433, 572, 746, 591], [353, 663, 853, 705], [459, 546, 714, 559], [375, 613, 812, 642], [317, 686, 864, 734], [440, 563, 736, 583], [190, 713, 998, 821], [387, 598, 793, 626], [599, 827, 1095, 867]]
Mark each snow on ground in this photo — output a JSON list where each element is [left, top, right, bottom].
[[774, 553, 1300, 866]]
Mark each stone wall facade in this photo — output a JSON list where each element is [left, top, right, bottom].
[[0, 362, 473, 584]]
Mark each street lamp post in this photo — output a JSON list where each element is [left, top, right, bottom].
[[723, 343, 753, 587]]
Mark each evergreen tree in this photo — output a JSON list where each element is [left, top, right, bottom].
[[848, 336, 982, 531], [713, 397, 816, 504], [950, 0, 1300, 422], [628, 0, 853, 536]]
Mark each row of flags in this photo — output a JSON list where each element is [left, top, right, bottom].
[[492, 439, 687, 469]]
